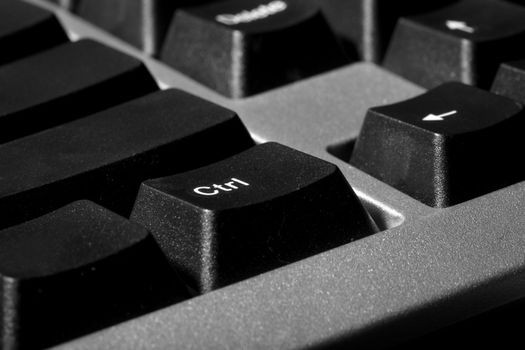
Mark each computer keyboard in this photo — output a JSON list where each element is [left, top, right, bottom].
[[2, 0, 525, 348]]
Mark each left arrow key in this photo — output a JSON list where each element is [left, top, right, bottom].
[[422, 110, 457, 121], [350, 82, 525, 207]]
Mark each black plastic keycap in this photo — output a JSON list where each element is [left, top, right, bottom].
[[76, 0, 211, 55], [0, 200, 189, 350], [0, 0, 69, 65], [160, 0, 349, 98], [0, 39, 158, 144], [350, 82, 525, 207], [46, 0, 78, 11], [317, 0, 456, 62], [131, 142, 376, 293], [0, 89, 254, 230], [491, 60, 525, 105], [383, 0, 525, 88]]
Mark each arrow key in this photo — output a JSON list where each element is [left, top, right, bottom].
[[491, 59, 525, 105], [350, 82, 525, 207], [422, 110, 457, 121], [383, 0, 525, 88]]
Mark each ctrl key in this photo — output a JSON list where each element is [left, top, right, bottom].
[[0, 201, 189, 350], [131, 142, 377, 293]]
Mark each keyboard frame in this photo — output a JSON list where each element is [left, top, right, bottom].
[[22, 1, 525, 348]]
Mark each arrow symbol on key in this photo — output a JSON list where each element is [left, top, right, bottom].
[[423, 110, 458, 121], [445, 20, 475, 33]]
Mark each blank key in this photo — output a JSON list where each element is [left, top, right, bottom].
[[0, 0, 69, 65], [0, 200, 190, 349], [75, 0, 213, 55], [318, 0, 456, 62], [0, 39, 158, 144], [0, 89, 254, 230]]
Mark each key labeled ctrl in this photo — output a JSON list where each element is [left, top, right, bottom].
[[131, 142, 377, 293], [193, 177, 250, 196]]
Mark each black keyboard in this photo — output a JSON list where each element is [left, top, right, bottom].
[[2, 0, 525, 348]]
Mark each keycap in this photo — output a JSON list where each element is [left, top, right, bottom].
[[76, 0, 210, 56], [383, 0, 525, 89], [160, 0, 349, 98], [0, 89, 254, 230], [317, 0, 456, 62], [350, 82, 525, 207], [130, 142, 377, 293], [0, 0, 69, 65], [0, 39, 158, 144], [491, 60, 525, 105], [47, 0, 78, 11], [0, 200, 189, 349], [505, 0, 525, 6]]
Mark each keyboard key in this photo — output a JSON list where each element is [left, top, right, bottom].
[[0, 89, 254, 230], [76, 0, 210, 55], [0, 200, 189, 349], [46, 0, 78, 11], [383, 0, 525, 88], [160, 0, 349, 98], [505, 0, 525, 6], [0, 39, 158, 144], [317, 0, 456, 62], [491, 60, 525, 104], [131, 142, 377, 293], [350, 82, 525, 207], [0, 0, 69, 65]]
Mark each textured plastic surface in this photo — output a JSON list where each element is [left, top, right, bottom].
[[131, 142, 376, 292], [75, 0, 207, 55], [491, 59, 525, 104], [318, 0, 456, 62], [0, 89, 253, 229], [351, 82, 525, 207], [161, 0, 348, 97], [0, 200, 189, 349], [21, 0, 525, 348], [0, 39, 158, 143], [383, 0, 525, 88], [0, 0, 68, 64]]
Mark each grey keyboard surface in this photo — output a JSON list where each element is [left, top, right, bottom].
[[15, 0, 525, 348]]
